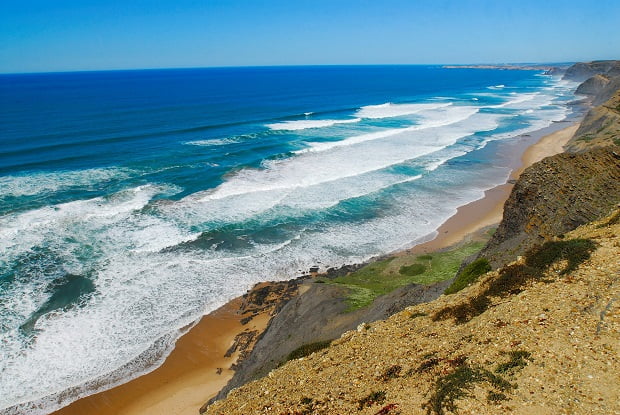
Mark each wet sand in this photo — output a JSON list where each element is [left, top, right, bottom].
[[51, 123, 578, 415]]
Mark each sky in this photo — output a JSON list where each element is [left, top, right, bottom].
[[1, 0, 619, 73]]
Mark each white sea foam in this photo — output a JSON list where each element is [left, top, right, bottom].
[[299, 105, 480, 154], [265, 118, 361, 131], [494, 93, 539, 108], [185, 138, 239, 146], [355, 102, 451, 119], [0, 167, 133, 199], [199, 107, 500, 204]]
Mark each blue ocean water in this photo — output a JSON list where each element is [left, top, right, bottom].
[[0, 66, 578, 412]]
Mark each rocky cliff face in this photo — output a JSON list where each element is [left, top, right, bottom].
[[575, 74, 611, 96], [479, 147, 620, 269]]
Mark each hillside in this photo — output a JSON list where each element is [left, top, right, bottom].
[[205, 208, 620, 415], [564, 60, 620, 151]]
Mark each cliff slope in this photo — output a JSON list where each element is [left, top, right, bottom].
[[478, 147, 620, 269], [205, 209, 620, 415], [207, 277, 452, 407], [567, 87, 620, 151], [564, 60, 620, 152]]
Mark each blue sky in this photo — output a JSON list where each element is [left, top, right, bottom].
[[1, 0, 619, 73]]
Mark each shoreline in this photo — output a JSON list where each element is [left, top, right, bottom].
[[50, 123, 578, 415]]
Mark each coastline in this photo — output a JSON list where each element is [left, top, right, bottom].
[[50, 123, 578, 415]]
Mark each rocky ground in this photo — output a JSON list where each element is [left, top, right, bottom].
[[205, 209, 620, 415]]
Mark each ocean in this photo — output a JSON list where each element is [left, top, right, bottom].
[[0, 65, 579, 413]]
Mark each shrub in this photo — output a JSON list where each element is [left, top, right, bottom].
[[424, 365, 513, 415], [285, 340, 332, 362], [379, 365, 402, 381], [433, 239, 595, 324], [487, 391, 507, 403], [444, 258, 491, 294], [399, 263, 426, 276], [495, 350, 533, 374]]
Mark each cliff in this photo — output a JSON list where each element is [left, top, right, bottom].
[[563, 60, 620, 151], [478, 147, 620, 269], [205, 209, 620, 414], [206, 274, 452, 408], [566, 86, 620, 151]]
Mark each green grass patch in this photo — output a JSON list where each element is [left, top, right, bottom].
[[399, 263, 426, 276], [328, 241, 486, 311], [444, 258, 491, 295]]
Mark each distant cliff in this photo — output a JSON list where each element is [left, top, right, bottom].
[[563, 60, 620, 82], [563, 60, 620, 152], [568, 85, 620, 151]]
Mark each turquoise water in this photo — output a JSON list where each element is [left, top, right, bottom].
[[0, 66, 578, 412]]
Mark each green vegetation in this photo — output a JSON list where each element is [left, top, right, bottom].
[[357, 391, 386, 410], [444, 258, 491, 295], [433, 238, 596, 324], [495, 350, 533, 374], [424, 365, 513, 415], [399, 263, 426, 276], [285, 340, 332, 362], [329, 241, 486, 311]]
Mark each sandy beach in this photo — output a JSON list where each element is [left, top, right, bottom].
[[50, 123, 578, 415]]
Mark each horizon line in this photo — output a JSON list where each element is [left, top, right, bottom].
[[0, 61, 580, 76]]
